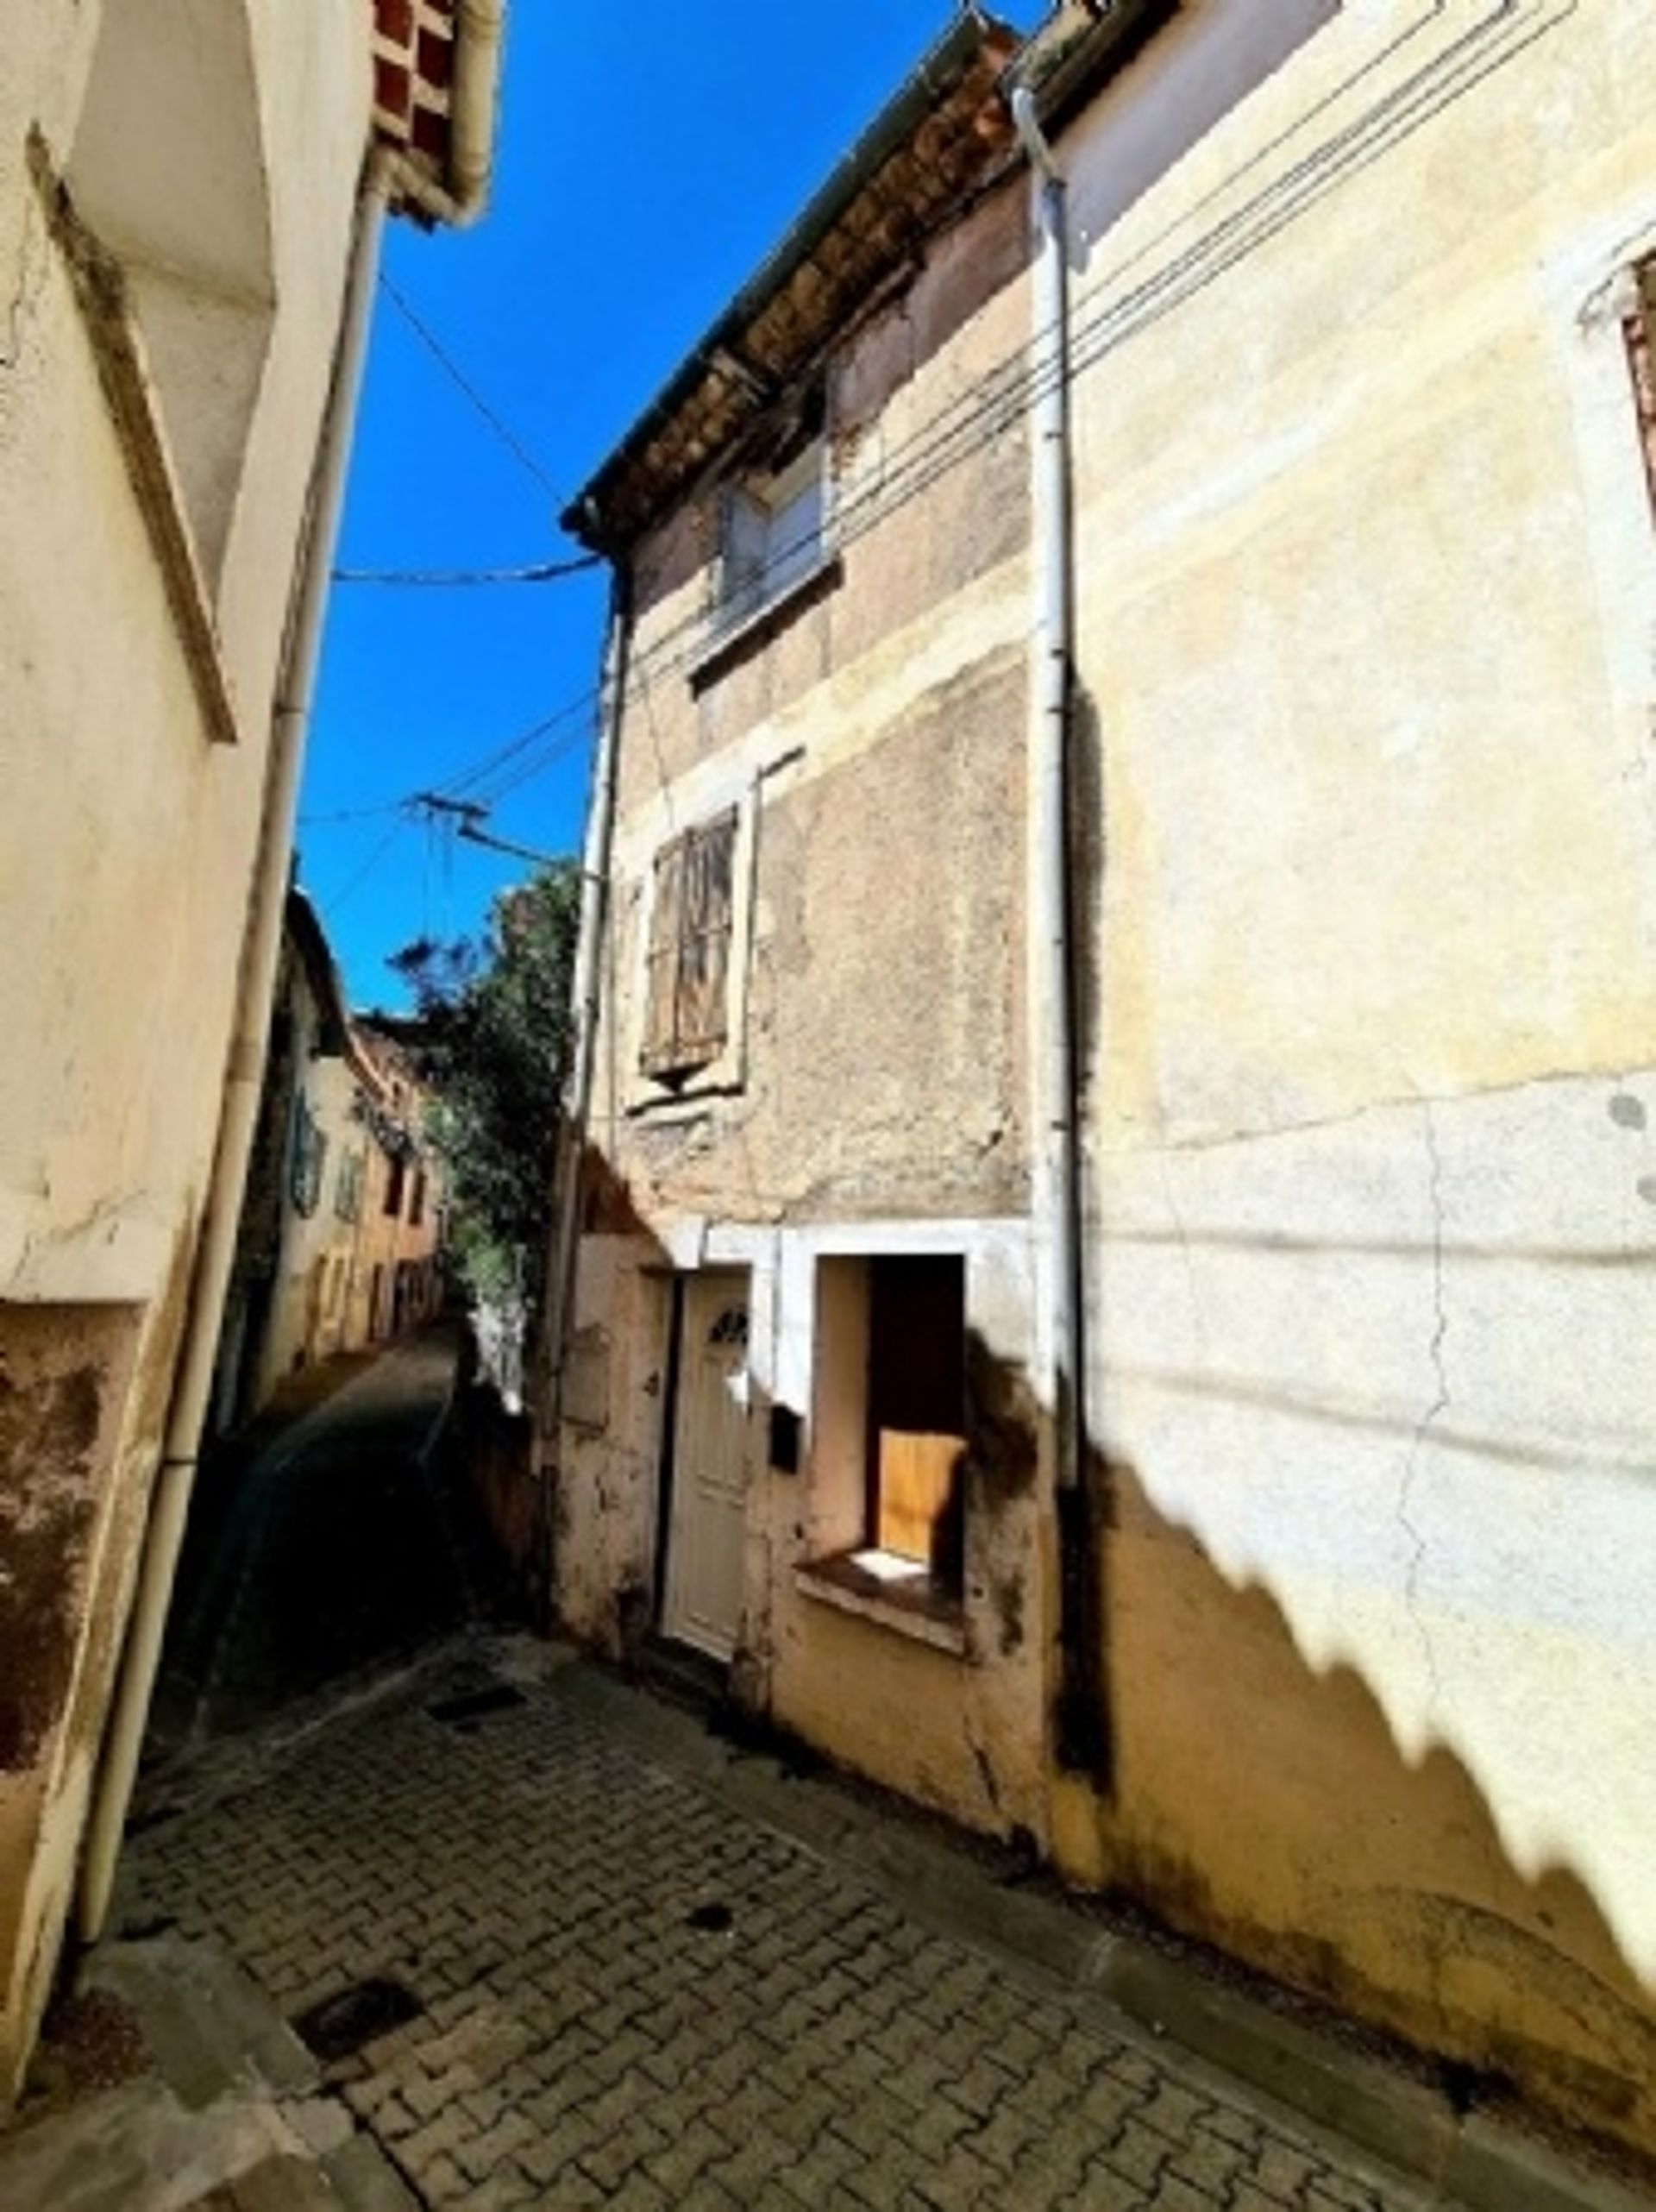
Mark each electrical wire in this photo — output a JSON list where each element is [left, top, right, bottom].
[[380, 273, 563, 502], [323, 1, 1559, 845], [324, 818, 415, 917], [540, 0, 1566, 713], [331, 554, 601, 588]]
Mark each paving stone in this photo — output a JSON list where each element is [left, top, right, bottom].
[[108, 1646, 1438, 2212]]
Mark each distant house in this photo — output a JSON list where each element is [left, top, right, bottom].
[[348, 1019, 448, 1351], [0, 0, 501, 2101], [210, 898, 447, 1436], [545, 0, 1656, 2166]]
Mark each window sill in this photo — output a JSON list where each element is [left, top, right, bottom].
[[794, 1550, 966, 1657], [690, 550, 843, 694], [31, 129, 242, 747], [625, 1071, 743, 1120]]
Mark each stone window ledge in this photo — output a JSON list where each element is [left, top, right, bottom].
[[794, 1549, 967, 1657], [689, 550, 843, 694]]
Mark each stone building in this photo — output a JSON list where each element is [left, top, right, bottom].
[[347, 1020, 448, 1354], [0, 0, 499, 2102], [548, 0, 1656, 2164], [210, 898, 448, 1436]]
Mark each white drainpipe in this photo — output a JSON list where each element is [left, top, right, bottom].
[[1012, 86, 1082, 1488], [1011, 85, 1106, 1776], [77, 151, 396, 1945]]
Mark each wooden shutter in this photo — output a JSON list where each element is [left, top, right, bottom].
[[674, 812, 737, 1065], [641, 811, 737, 1077], [866, 1256, 967, 1574], [641, 833, 688, 1073]]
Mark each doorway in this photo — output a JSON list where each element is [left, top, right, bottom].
[[659, 1270, 751, 1663]]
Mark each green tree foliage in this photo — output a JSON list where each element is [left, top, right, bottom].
[[387, 864, 578, 1310]]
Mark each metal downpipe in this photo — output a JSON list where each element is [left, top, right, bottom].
[[1011, 85, 1109, 1783]]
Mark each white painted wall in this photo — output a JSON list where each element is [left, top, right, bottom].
[[0, 0, 372, 2103]]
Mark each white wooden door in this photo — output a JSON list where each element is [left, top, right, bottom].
[[661, 1272, 750, 1662]]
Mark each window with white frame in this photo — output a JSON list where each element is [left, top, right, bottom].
[[808, 1253, 969, 1609], [719, 437, 828, 627]]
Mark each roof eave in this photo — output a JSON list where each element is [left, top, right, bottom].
[[563, 10, 1019, 554]]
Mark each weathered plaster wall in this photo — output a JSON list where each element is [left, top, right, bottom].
[[0, 0, 370, 2102], [760, 1216, 1049, 1842], [254, 1001, 364, 1399], [563, 0, 1656, 2153], [563, 172, 1048, 1830], [1052, 0, 1656, 2154]]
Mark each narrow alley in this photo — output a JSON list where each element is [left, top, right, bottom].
[[13, 9, 1656, 2210], [3, 1635, 1442, 2212], [148, 1329, 475, 1758], [0, 1347, 1640, 2211]]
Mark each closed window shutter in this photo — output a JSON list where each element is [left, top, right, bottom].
[[674, 812, 737, 1062], [641, 812, 737, 1077], [642, 834, 688, 1072]]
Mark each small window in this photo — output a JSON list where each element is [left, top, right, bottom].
[[804, 1251, 969, 1624], [1625, 256, 1656, 521], [642, 810, 738, 1080], [864, 1256, 967, 1596], [289, 1097, 328, 1219], [334, 1151, 364, 1224], [409, 1168, 427, 1228], [384, 1153, 407, 1219], [720, 437, 827, 627]]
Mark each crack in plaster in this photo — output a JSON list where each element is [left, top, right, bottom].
[[1397, 1101, 1448, 1725], [1113, 1054, 1654, 1167], [1157, 1154, 1209, 1360], [0, 198, 47, 374]]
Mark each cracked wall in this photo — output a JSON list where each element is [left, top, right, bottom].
[[1055, 0, 1656, 2160]]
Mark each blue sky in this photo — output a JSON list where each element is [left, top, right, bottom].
[[299, 2, 1044, 1009]]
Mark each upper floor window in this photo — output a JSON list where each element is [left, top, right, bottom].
[[642, 810, 738, 1081], [719, 437, 827, 629], [334, 1151, 365, 1225], [289, 1097, 328, 1220]]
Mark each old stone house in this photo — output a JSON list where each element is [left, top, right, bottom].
[[210, 896, 448, 1436], [0, 0, 499, 2103], [348, 1019, 448, 1351], [548, 0, 1656, 2164]]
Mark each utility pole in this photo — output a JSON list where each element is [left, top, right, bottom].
[[409, 791, 567, 870]]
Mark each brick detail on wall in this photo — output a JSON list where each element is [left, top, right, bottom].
[[371, 0, 455, 173]]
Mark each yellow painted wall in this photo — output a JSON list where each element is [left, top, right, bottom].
[[0, 0, 370, 2102], [1054, 0, 1656, 2157], [561, 0, 1656, 2160]]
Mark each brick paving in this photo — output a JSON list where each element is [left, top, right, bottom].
[[117, 1643, 1432, 2212]]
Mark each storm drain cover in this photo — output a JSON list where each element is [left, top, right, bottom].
[[292, 1976, 423, 2062], [424, 1683, 528, 1728]]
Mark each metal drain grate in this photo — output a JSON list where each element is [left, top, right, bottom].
[[424, 1682, 528, 1727], [291, 1976, 423, 2062]]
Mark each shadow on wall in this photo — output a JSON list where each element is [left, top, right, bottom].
[[1054, 672, 1656, 2154], [1080, 1441, 1656, 2164]]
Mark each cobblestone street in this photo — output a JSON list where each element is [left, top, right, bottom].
[[106, 1638, 1437, 2212]]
